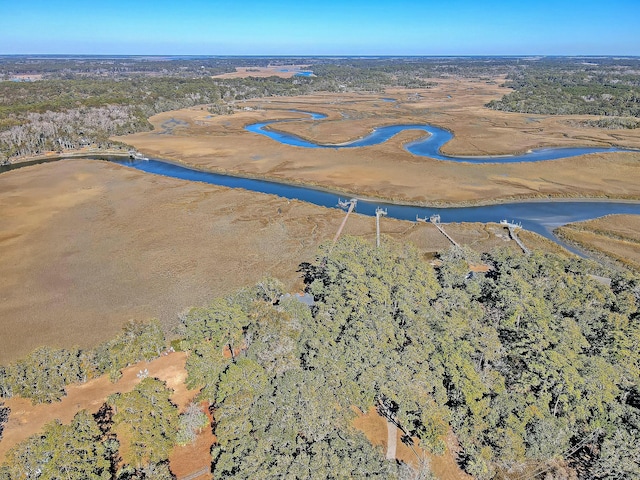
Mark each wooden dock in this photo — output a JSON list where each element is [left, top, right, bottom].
[[501, 220, 530, 255]]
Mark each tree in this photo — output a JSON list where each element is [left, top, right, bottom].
[[109, 378, 178, 468], [590, 427, 640, 479], [0, 402, 9, 441], [106, 320, 166, 379], [398, 457, 435, 480], [176, 402, 209, 446], [178, 299, 248, 356], [7, 346, 82, 404], [211, 359, 268, 477], [184, 340, 230, 404], [245, 299, 303, 375], [2, 410, 116, 479], [212, 368, 396, 479], [115, 462, 175, 480], [0, 366, 12, 399]]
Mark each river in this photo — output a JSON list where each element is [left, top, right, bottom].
[[246, 110, 636, 164], [108, 157, 640, 255], [2, 110, 639, 255]]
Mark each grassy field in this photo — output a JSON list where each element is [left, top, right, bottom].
[[556, 214, 640, 270], [0, 159, 555, 364]]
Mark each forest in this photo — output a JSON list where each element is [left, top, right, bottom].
[[1, 237, 639, 479], [486, 57, 640, 119], [0, 76, 314, 159]]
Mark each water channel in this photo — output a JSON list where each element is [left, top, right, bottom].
[[2, 109, 639, 255], [246, 110, 636, 164], [104, 157, 640, 255]]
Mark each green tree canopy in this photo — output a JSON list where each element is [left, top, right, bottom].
[[2, 410, 116, 480], [108, 377, 178, 468]]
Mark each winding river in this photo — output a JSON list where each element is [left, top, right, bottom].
[[246, 110, 636, 164], [2, 109, 639, 255]]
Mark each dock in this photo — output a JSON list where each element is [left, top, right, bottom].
[[500, 220, 530, 255], [417, 214, 460, 248]]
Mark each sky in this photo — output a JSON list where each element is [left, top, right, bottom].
[[1, 0, 639, 56]]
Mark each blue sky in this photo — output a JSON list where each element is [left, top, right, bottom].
[[1, 0, 639, 55]]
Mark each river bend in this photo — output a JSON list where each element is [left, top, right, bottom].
[[246, 111, 635, 164]]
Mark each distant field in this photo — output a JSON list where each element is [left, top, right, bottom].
[[556, 214, 640, 270], [212, 64, 312, 78]]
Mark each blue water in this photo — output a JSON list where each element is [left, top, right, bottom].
[[110, 158, 640, 254], [294, 71, 313, 77], [246, 111, 636, 164], [3, 154, 639, 254]]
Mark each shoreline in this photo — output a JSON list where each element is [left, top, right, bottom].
[[2, 148, 133, 165], [5, 151, 640, 209]]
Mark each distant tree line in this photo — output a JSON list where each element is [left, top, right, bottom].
[[0, 56, 241, 80], [0, 55, 519, 82], [486, 58, 640, 120]]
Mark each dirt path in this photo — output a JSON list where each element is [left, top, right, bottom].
[[354, 407, 473, 480], [385, 417, 397, 460], [0, 352, 193, 461], [178, 468, 210, 480]]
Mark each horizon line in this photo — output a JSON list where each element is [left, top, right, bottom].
[[2, 53, 640, 58]]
